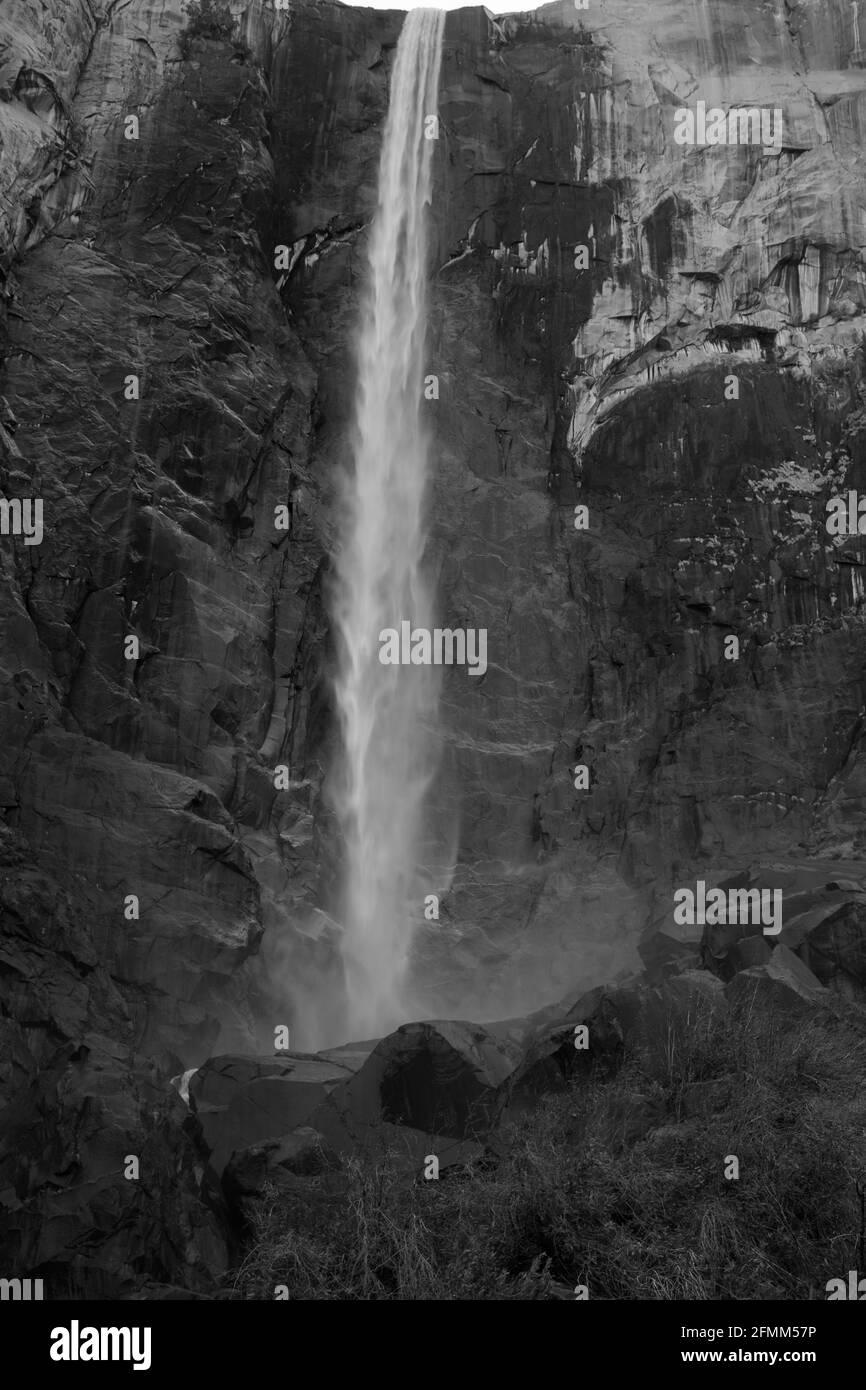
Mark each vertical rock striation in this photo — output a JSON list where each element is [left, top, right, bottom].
[[0, 0, 865, 1292]]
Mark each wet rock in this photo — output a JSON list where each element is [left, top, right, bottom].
[[190, 1055, 301, 1111], [692, 862, 866, 1000], [505, 972, 728, 1112], [323, 1020, 524, 1142], [576, 974, 726, 1058], [222, 1127, 339, 1224], [724, 934, 774, 977], [190, 1054, 355, 1179], [499, 1020, 601, 1114], [784, 895, 866, 1001], [639, 921, 703, 980], [253, 1126, 338, 1177], [2, 0, 866, 1297], [725, 944, 829, 1014]]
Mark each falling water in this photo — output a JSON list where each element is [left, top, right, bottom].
[[330, 8, 445, 1040]]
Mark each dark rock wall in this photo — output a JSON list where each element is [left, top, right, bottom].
[[1, 0, 866, 1292], [0, 0, 326, 1295], [416, 0, 866, 1014]]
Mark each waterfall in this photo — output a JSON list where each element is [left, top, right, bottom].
[[330, 7, 445, 1041]]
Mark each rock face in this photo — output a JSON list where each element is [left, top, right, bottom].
[[0, 1030, 230, 1298], [725, 943, 829, 1013], [1, 0, 866, 1296], [420, 0, 866, 1015], [269, 0, 866, 1022], [0, 0, 321, 1296], [190, 1051, 354, 1175], [693, 860, 866, 999]]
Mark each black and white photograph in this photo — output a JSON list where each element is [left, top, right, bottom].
[[0, 0, 865, 1355]]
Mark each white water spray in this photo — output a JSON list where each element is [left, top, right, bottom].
[[330, 8, 445, 1040]]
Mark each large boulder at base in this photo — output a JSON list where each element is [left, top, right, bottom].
[[311, 1020, 524, 1143], [725, 944, 830, 1014], [498, 1021, 601, 1115], [225, 1127, 338, 1189], [579, 974, 726, 1056], [695, 870, 782, 973], [646, 871, 786, 982], [783, 896, 866, 1001], [188, 1055, 299, 1109], [222, 1127, 341, 1223], [500, 986, 625, 1113], [669, 860, 866, 999], [638, 910, 703, 979], [719, 862, 866, 998], [189, 1053, 356, 1178], [316, 1042, 379, 1074], [502, 972, 727, 1114], [724, 933, 774, 977]]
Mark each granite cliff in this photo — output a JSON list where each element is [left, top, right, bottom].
[[1, 0, 865, 1296]]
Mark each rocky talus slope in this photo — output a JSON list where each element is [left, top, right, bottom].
[[0, 0, 865, 1295]]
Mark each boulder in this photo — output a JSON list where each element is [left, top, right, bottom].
[[189, 1055, 300, 1110], [582, 974, 726, 1055], [358, 1019, 520, 1134], [500, 986, 625, 1112], [222, 1127, 341, 1222], [725, 934, 774, 977], [225, 1127, 337, 1191], [697, 862, 866, 1000], [310, 1020, 524, 1145], [639, 912, 704, 980], [725, 945, 829, 1014], [499, 1022, 601, 1115], [190, 1053, 355, 1178], [785, 897, 866, 1001]]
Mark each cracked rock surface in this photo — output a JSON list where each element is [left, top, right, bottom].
[[1, 0, 866, 1294]]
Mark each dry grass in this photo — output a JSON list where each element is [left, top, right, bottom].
[[229, 996, 866, 1300]]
